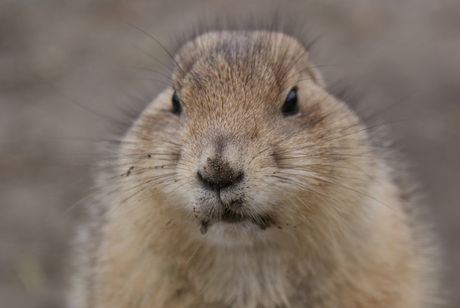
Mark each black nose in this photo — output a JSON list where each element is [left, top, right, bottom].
[[197, 170, 244, 190], [197, 156, 244, 191]]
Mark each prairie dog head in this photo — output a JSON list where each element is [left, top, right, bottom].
[[118, 31, 374, 245]]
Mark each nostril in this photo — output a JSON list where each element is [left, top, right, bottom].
[[197, 170, 244, 191], [234, 172, 244, 183], [196, 171, 208, 186]]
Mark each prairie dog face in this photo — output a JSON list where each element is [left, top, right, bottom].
[[120, 31, 370, 244]]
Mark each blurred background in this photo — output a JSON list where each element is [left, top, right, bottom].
[[0, 0, 459, 307]]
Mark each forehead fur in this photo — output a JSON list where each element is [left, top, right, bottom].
[[172, 31, 310, 94]]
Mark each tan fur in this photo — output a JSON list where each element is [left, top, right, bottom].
[[70, 31, 438, 307]]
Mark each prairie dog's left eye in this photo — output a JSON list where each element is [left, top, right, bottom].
[[171, 91, 182, 115], [281, 87, 299, 116]]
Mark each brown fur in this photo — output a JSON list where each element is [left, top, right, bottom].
[[70, 31, 438, 307]]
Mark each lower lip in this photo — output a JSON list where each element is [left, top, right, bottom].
[[220, 208, 247, 223]]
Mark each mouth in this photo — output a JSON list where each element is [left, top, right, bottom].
[[220, 207, 247, 223], [199, 207, 275, 234]]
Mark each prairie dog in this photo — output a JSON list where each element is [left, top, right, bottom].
[[70, 30, 438, 307]]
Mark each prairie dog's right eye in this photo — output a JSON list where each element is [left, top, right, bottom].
[[171, 91, 182, 115], [281, 87, 299, 116]]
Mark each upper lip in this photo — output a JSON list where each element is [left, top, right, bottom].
[[198, 189, 274, 229]]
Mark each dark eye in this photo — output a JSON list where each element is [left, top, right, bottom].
[[281, 87, 299, 116], [171, 91, 182, 115]]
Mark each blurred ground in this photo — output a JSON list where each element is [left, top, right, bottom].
[[0, 0, 459, 307]]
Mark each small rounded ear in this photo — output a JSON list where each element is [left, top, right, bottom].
[[305, 63, 326, 89]]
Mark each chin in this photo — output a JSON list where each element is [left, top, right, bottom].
[[196, 218, 272, 246]]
